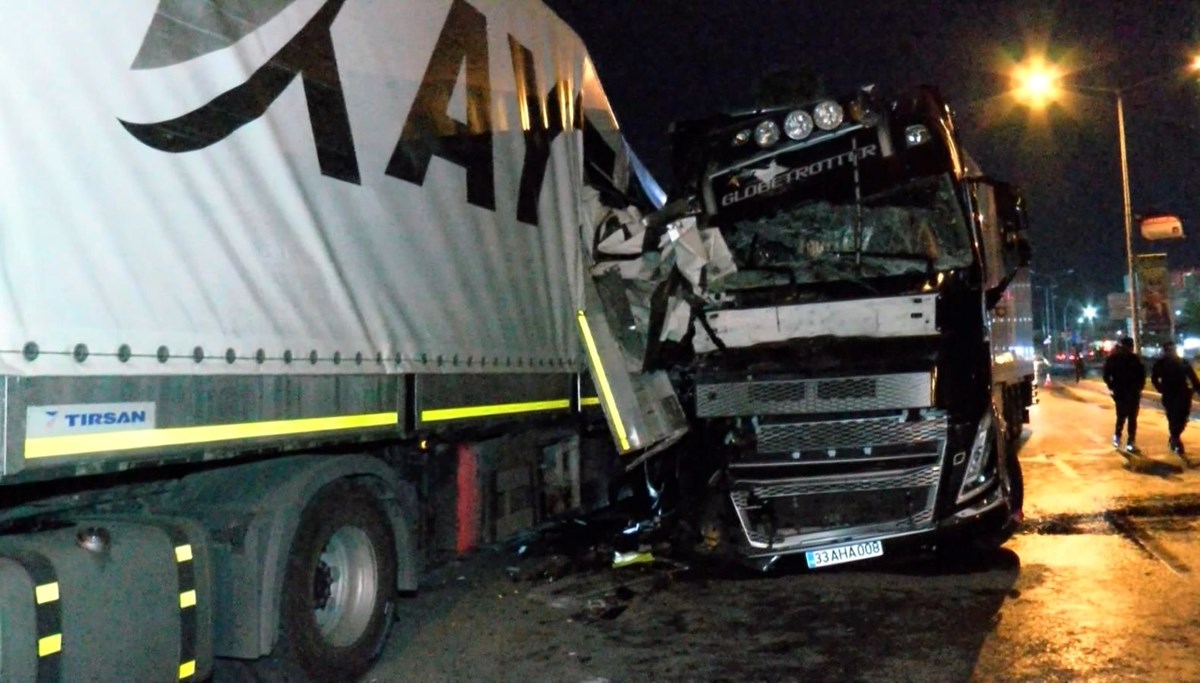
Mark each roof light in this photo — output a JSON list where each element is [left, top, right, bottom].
[[812, 100, 844, 130], [783, 110, 814, 140], [754, 120, 781, 147], [848, 99, 880, 126], [905, 124, 931, 147]]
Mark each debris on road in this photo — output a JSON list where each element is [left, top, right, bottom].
[[612, 550, 655, 568], [501, 490, 693, 625]]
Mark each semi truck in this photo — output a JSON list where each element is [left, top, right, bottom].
[[637, 84, 1035, 570], [0, 1, 686, 680]]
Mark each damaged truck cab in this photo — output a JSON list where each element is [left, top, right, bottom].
[[647, 85, 1034, 568]]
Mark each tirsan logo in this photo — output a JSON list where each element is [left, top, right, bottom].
[[60, 411, 148, 428], [119, 0, 582, 226], [27, 403, 157, 439], [720, 145, 879, 207]]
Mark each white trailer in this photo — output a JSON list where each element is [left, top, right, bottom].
[[0, 1, 684, 680]]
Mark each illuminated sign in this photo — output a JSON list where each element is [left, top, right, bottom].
[[1140, 215, 1184, 241]]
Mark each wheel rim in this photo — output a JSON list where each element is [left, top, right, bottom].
[[312, 526, 378, 647]]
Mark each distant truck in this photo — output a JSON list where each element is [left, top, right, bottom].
[[0, 1, 684, 681], [639, 84, 1034, 569]]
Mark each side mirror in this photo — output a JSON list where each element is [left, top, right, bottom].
[[989, 180, 1032, 268]]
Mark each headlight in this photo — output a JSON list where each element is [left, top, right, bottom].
[[957, 413, 996, 503], [783, 110, 814, 140], [905, 124, 931, 147], [754, 120, 780, 147], [732, 129, 751, 147], [848, 99, 880, 126], [812, 100, 844, 130]]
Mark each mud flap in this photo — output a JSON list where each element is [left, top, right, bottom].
[[578, 275, 688, 469]]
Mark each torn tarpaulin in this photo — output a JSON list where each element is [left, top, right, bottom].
[[582, 185, 737, 350]]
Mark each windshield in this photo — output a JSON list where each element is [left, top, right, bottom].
[[714, 174, 973, 290]]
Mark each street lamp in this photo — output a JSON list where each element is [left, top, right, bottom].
[[1009, 58, 1200, 354], [1082, 304, 1098, 346]]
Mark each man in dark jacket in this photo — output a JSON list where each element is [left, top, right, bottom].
[[1150, 341, 1200, 456], [1103, 337, 1145, 454]]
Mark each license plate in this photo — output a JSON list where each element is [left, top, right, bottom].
[[804, 540, 884, 569]]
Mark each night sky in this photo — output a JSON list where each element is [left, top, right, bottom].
[[544, 0, 1200, 310]]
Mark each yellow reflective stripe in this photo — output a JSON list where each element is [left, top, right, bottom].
[[179, 589, 197, 609], [179, 660, 196, 679], [175, 544, 193, 563], [420, 399, 569, 422], [38, 633, 62, 656], [24, 412, 398, 459], [576, 311, 630, 451], [35, 582, 59, 604], [580, 396, 601, 407]]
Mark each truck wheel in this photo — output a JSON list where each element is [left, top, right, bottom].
[[1001, 448, 1024, 526], [276, 480, 397, 681], [978, 449, 1024, 552]]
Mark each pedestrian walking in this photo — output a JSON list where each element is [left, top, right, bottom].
[[1150, 341, 1200, 456], [1103, 337, 1145, 454], [1073, 349, 1086, 383]]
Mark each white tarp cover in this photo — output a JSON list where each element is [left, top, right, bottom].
[[0, 0, 626, 376]]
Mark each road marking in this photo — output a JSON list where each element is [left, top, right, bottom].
[[1075, 447, 1121, 457], [1034, 387, 1192, 578], [1051, 458, 1083, 481], [1029, 448, 1117, 462], [1104, 511, 1190, 576]]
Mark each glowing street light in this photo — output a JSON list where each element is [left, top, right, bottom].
[[1009, 55, 1200, 353], [1011, 59, 1063, 109], [1082, 304, 1098, 322]]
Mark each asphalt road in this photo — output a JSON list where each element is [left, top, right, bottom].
[[367, 379, 1200, 682]]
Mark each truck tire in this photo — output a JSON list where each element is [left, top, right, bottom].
[[973, 448, 1024, 554], [275, 480, 397, 681], [1001, 448, 1024, 528]]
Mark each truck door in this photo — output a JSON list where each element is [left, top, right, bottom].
[[577, 274, 689, 469]]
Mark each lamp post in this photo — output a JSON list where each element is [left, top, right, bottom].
[[1116, 92, 1137, 351], [1082, 303, 1098, 348], [1042, 283, 1056, 354], [1094, 88, 1138, 352], [1033, 268, 1075, 357], [1060, 299, 1089, 346], [1009, 60, 1199, 354]]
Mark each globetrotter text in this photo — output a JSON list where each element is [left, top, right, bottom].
[[720, 144, 879, 207]]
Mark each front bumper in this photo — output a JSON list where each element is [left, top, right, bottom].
[[729, 473, 1016, 562]]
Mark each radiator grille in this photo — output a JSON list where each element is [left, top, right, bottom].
[[758, 416, 947, 453], [696, 372, 931, 417], [739, 487, 932, 534], [736, 465, 941, 497], [749, 382, 806, 403], [729, 464, 941, 550], [816, 378, 875, 400]]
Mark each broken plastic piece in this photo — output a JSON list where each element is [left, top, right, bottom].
[[612, 550, 654, 568]]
